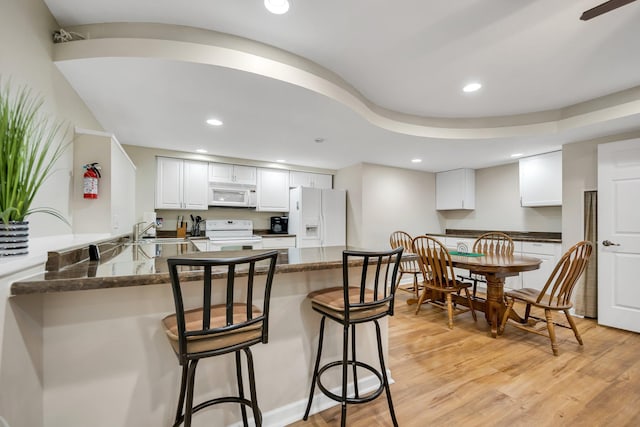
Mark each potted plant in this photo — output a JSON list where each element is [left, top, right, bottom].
[[0, 80, 70, 256]]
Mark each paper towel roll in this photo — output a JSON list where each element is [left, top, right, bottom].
[[143, 212, 157, 237]]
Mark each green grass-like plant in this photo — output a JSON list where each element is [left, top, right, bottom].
[[0, 80, 70, 225]]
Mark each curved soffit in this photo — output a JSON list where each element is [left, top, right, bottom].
[[54, 23, 640, 141]]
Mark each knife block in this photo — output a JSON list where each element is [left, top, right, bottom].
[[176, 224, 187, 238]]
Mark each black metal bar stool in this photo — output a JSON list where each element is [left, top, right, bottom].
[[303, 247, 403, 427], [162, 250, 278, 427]]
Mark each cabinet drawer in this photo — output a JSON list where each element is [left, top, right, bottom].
[[521, 241, 557, 255], [261, 236, 296, 249]]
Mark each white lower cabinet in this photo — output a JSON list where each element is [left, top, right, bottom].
[[261, 236, 296, 249], [520, 242, 562, 292]]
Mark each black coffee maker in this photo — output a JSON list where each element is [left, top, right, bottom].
[[270, 216, 289, 234]]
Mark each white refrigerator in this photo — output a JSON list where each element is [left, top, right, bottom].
[[289, 187, 346, 248]]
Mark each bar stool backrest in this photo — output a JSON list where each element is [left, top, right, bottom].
[[166, 250, 279, 362], [342, 248, 403, 320]]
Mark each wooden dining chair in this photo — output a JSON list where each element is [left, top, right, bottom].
[[389, 231, 422, 299], [458, 232, 515, 298], [412, 236, 477, 329], [499, 241, 593, 356]]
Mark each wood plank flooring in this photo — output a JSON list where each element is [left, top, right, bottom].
[[288, 292, 640, 427]]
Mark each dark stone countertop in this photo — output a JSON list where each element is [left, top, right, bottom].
[[428, 229, 561, 243], [10, 239, 387, 296]]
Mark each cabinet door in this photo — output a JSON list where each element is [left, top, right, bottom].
[[156, 157, 183, 209], [519, 151, 562, 206], [208, 162, 234, 183], [289, 171, 312, 188], [520, 242, 561, 292], [312, 173, 333, 189], [257, 168, 290, 212], [261, 236, 296, 249], [436, 169, 475, 210], [290, 171, 333, 189], [233, 165, 257, 185], [183, 160, 209, 210]]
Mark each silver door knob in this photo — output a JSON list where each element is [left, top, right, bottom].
[[602, 240, 620, 247]]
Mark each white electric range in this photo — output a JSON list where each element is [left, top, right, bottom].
[[204, 219, 263, 251]]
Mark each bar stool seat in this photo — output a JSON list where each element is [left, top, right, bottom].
[[303, 248, 403, 427]]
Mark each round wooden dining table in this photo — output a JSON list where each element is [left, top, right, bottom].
[[449, 253, 542, 337]]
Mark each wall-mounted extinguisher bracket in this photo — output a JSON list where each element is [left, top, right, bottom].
[[83, 162, 102, 199]]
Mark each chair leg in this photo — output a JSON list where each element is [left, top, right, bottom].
[[412, 272, 420, 299], [446, 293, 454, 329], [351, 324, 359, 398], [499, 297, 514, 334], [415, 287, 428, 315], [340, 324, 349, 427], [564, 309, 584, 346], [374, 320, 399, 427], [545, 309, 559, 356], [243, 347, 262, 427], [303, 316, 326, 420], [235, 351, 248, 427], [173, 364, 188, 426], [462, 287, 477, 321], [184, 359, 199, 427]]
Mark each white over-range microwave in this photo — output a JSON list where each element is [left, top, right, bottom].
[[208, 186, 257, 207]]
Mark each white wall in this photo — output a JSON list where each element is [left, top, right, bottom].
[[335, 163, 442, 249], [0, 0, 101, 237], [441, 162, 562, 233], [0, 1, 101, 426]]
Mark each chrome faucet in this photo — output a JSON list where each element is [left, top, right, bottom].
[[132, 221, 156, 242]]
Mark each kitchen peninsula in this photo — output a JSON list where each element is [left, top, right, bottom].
[[5, 237, 392, 427]]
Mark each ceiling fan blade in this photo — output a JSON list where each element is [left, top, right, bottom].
[[580, 0, 637, 20]]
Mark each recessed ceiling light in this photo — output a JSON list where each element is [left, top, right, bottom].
[[276, 159, 286, 163], [511, 153, 523, 158], [411, 158, 422, 163], [463, 82, 482, 93], [206, 118, 223, 126], [196, 149, 208, 153], [265, 0, 290, 14]]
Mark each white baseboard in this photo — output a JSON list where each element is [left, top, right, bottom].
[[229, 369, 394, 427]]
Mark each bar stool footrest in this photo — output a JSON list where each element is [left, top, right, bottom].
[[316, 360, 385, 405]]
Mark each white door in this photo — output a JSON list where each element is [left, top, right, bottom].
[[321, 189, 346, 246], [256, 168, 290, 212], [598, 138, 640, 332], [299, 187, 322, 247]]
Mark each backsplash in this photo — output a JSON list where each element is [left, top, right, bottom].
[[155, 207, 287, 232]]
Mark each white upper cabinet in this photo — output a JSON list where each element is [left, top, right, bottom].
[[436, 168, 475, 210], [156, 157, 208, 210], [209, 162, 256, 186], [256, 168, 290, 212], [289, 171, 333, 189], [519, 151, 562, 207]]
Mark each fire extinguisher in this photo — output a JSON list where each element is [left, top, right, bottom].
[[83, 162, 101, 199]]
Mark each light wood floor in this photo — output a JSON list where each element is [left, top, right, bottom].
[[288, 292, 640, 427]]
